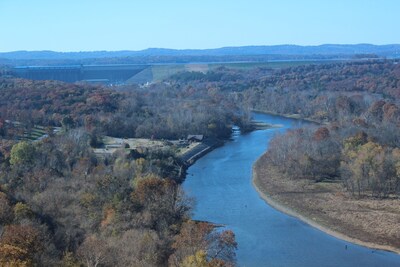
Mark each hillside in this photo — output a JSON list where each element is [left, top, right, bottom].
[[2, 44, 400, 59], [1, 44, 399, 67]]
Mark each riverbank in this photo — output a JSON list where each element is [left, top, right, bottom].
[[251, 109, 324, 125], [181, 120, 281, 166], [253, 154, 400, 254], [180, 138, 223, 166]]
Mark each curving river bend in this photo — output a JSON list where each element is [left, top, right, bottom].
[[183, 113, 400, 267]]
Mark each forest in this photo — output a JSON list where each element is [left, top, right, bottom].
[[1, 59, 400, 266], [0, 77, 253, 140], [0, 76, 243, 266], [245, 60, 400, 197]]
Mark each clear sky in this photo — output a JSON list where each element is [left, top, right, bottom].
[[0, 0, 399, 52]]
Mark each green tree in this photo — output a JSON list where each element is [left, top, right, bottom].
[[10, 141, 36, 166], [61, 116, 74, 131], [13, 202, 33, 220]]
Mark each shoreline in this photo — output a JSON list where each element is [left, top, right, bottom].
[[251, 109, 324, 125], [252, 158, 400, 255], [180, 138, 224, 167], [181, 121, 281, 167]]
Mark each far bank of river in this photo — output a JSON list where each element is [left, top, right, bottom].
[[183, 112, 400, 267]]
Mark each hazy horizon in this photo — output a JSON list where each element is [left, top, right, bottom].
[[1, 43, 400, 53], [1, 0, 400, 52]]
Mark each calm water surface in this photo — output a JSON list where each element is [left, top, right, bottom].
[[183, 113, 400, 267]]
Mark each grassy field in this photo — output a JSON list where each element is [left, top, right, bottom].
[[24, 126, 47, 141], [151, 64, 187, 81], [93, 135, 203, 160], [94, 136, 165, 154], [6, 121, 60, 141]]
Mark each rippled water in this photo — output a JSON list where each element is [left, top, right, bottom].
[[183, 113, 400, 267]]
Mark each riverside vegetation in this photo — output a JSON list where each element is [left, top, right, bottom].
[[247, 60, 400, 251], [165, 59, 400, 251], [0, 58, 400, 265], [0, 77, 245, 266]]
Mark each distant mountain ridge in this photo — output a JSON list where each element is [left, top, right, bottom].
[[1, 44, 400, 60]]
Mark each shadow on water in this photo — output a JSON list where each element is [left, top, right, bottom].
[[183, 112, 400, 267]]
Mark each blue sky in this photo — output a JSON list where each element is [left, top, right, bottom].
[[0, 0, 399, 52]]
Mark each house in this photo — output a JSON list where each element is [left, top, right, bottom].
[[187, 135, 204, 142]]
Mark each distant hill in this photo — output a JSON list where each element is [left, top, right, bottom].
[[1, 44, 400, 61]]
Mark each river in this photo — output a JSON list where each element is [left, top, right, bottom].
[[183, 112, 400, 267]]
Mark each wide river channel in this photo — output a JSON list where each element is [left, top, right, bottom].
[[183, 113, 400, 267]]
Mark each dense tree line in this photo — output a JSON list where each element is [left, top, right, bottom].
[[245, 61, 400, 122], [265, 125, 400, 197], [0, 77, 251, 141], [168, 60, 400, 124]]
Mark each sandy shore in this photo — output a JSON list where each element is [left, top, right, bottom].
[[252, 157, 400, 255]]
